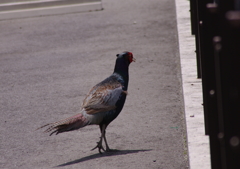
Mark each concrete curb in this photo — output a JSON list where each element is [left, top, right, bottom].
[[0, 1, 102, 20], [175, 0, 211, 168]]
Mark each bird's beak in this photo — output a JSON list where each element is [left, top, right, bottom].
[[132, 57, 136, 62]]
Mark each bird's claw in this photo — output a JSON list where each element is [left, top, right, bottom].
[[91, 142, 105, 154]]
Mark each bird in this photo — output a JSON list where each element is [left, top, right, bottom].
[[38, 51, 135, 154]]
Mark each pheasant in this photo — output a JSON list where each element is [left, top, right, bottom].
[[38, 51, 135, 153]]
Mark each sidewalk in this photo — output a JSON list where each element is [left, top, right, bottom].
[[175, 0, 211, 168]]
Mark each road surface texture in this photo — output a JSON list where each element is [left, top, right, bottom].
[[0, 0, 188, 168]]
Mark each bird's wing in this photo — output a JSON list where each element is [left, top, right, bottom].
[[82, 80, 126, 115]]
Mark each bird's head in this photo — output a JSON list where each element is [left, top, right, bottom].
[[116, 51, 136, 65], [114, 51, 135, 76]]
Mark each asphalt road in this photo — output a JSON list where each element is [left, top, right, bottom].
[[0, 0, 188, 168]]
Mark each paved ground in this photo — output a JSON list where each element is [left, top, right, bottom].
[[0, 0, 188, 168]]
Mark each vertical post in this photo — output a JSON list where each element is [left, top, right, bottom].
[[189, 0, 202, 78], [196, 0, 218, 136], [215, 10, 240, 168], [202, 3, 224, 168], [189, 0, 197, 35]]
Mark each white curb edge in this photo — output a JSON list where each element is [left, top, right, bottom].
[[175, 0, 211, 168]]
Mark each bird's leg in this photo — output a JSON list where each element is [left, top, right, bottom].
[[91, 124, 107, 154], [103, 131, 111, 152], [91, 135, 105, 154], [91, 136, 105, 154], [101, 124, 111, 152]]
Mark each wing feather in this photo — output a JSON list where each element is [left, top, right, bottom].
[[82, 77, 126, 115]]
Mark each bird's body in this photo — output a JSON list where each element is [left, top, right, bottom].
[[38, 51, 135, 153]]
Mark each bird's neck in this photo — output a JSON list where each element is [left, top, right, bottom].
[[114, 61, 129, 77], [113, 70, 129, 90], [113, 59, 130, 90]]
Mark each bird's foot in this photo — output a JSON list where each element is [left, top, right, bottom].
[[105, 148, 113, 152], [91, 141, 106, 154]]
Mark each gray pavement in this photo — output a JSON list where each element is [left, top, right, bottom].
[[0, 0, 188, 168]]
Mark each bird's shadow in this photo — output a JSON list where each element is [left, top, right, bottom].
[[55, 149, 151, 167]]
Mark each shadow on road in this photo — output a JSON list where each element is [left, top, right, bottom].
[[55, 149, 152, 167]]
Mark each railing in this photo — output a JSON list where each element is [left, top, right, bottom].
[[190, 0, 240, 168]]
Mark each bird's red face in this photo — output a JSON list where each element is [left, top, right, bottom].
[[116, 51, 136, 64], [127, 52, 136, 63]]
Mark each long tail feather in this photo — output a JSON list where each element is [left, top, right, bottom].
[[37, 113, 89, 136]]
